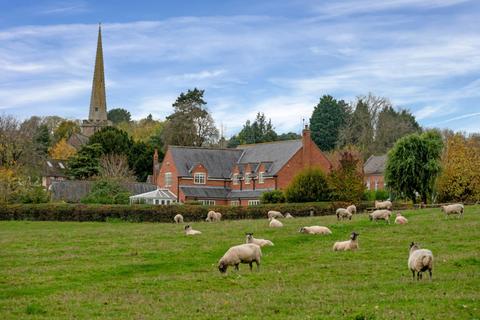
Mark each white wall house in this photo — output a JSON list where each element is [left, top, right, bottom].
[[129, 188, 177, 205]]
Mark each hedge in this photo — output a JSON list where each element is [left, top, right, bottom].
[[0, 201, 414, 223]]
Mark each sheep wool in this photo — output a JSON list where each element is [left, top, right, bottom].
[[346, 205, 357, 214], [245, 233, 274, 247], [299, 226, 332, 235], [267, 210, 284, 219], [336, 208, 353, 221], [173, 214, 184, 224], [333, 232, 359, 251], [369, 209, 392, 223], [206, 211, 222, 222], [269, 217, 283, 228], [285, 212, 294, 219], [441, 203, 464, 219], [218, 243, 262, 273], [184, 225, 202, 236], [375, 200, 392, 210], [395, 213, 408, 224], [408, 242, 433, 280]]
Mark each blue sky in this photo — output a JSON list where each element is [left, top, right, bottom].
[[1, 0, 479, 136]]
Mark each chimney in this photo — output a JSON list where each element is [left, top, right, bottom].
[[302, 124, 312, 167], [153, 149, 159, 184]]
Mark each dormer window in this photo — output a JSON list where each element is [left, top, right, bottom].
[[232, 173, 239, 185], [47, 161, 53, 168], [258, 172, 264, 184], [194, 173, 206, 184]]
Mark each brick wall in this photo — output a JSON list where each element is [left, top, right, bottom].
[[364, 174, 385, 191]]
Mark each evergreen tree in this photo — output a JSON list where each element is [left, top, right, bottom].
[[338, 99, 374, 157], [34, 124, 51, 157], [107, 108, 131, 124]]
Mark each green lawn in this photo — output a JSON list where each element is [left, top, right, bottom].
[[1, 206, 479, 319]]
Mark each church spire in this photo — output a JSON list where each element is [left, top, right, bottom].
[[89, 23, 107, 121]]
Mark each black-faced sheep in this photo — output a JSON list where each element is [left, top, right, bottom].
[[184, 225, 201, 235], [336, 208, 353, 221], [333, 232, 359, 251], [245, 233, 274, 247], [408, 242, 433, 280]]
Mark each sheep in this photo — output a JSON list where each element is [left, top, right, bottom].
[[347, 204, 357, 215], [299, 226, 332, 235], [440, 203, 464, 219], [218, 243, 262, 273], [184, 225, 201, 235], [395, 212, 408, 224], [206, 210, 222, 222], [173, 214, 184, 224], [369, 209, 392, 224], [269, 217, 283, 228], [245, 233, 274, 247], [267, 210, 284, 219], [336, 208, 353, 221], [285, 212, 294, 219], [375, 200, 392, 210], [333, 232, 359, 251], [408, 242, 434, 280]]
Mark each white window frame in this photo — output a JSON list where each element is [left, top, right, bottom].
[[245, 173, 251, 185], [194, 173, 206, 184], [374, 177, 379, 191], [248, 200, 260, 206], [200, 199, 215, 206], [366, 179, 370, 190], [258, 172, 264, 184], [165, 172, 172, 187], [230, 200, 240, 206], [232, 174, 239, 185]]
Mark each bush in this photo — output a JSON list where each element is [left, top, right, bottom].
[[285, 167, 331, 203], [17, 185, 50, 204], [81, 179, 131, 204], [261, 190, 285, 204], [362, 190, 390, 201]]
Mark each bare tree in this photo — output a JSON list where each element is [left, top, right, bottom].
[[99, 153, 135, 182]]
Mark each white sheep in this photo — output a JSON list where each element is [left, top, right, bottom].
[[245, 233, 274, 247], [206, 210, 222, 222], [441, 203, 464, 219], [336, 208, 353, 221], [299, 226, 332, 235], [333, 232, 359, 251], [173, 214, 184, 224], [269, 217, 283, 228], [184, 225, 201, 235], [375, 200, 392, 210], [408, 242, 433, 280], [347, 204, 357, 214], [267, 210, 284, 219], [218, 243, 262, 273], [285, 212, 294, 219], [395, 213, 408, 224], [369, 209, 392, 223]]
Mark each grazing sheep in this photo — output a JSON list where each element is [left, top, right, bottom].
[[336, 208, 353, 221], [173, 214, 184, 224], [375, 200, 392, 210], [269, 217, 283, 228], [285, 212, 294, 219], [218, 243, 262, 273], [347, 204, 357, 215], [299, 226, 332, 235], [267, 210, 284, 219], [395, 213, 408, 224], [333, 232, 359, 251], [206, 210, 222, 222], [441, 203, 464, 219], [245, 233, 274, 247], [184, 225, 201, 236], [408, 242, 434, 280], [369, 209, 392, 224]]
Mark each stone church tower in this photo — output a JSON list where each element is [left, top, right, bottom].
[[81, 23, 111, 137]]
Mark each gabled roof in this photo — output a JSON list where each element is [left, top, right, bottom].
[[364, 155, 387, 175], [129, 188, 176, 200], [170, 146, 243, 178], [236, 139, 303, 175], [43, 159, 67, 177], [67, 133, 89, 150]]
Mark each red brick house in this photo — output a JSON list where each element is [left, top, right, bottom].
[[153, 126, 332, 206], [363, 155, 387, 191]]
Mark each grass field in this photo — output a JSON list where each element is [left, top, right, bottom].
[[1, 206, 479, 319]]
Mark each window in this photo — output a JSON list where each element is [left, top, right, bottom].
[[154, 199, 160, 205], [248, 200, 260, 206], [58, 162, 65, 169], [194, 173, 206, 184], [200, 200, 215, 206], [230, 200, 240, 206], [245, 173, 251, 185], [374, 177, 379, 191], [366, 179, 370, 190], [258, 172, 264, 184], [232, 174, 239, 185], [165, 172, 172, 187]]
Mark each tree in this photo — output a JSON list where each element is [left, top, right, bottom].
[[436, 133, 480, 202], [108, 108, 132, 124], [128, 141, 155, 182], [162, 88, 219, 148], [49, 138, 77, 160], [81, 179, 131, 204], [328, 150, 365, 201], [88, 127, 133, 155], [277, 132, 301, 141], [99, 153, 135, 182], [310, 95, 349, 151], [228, 113, 278, 147], [338, 99, 374, 157], [261, 190, 285, 204], [116, 116, 164, 144], [284, 167, 331, 202], [385, 130, 443, 203], [66, 143, 103, 179], [54, 120, 80, 142]]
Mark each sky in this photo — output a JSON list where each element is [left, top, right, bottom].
[[1, 0, 479, 136]]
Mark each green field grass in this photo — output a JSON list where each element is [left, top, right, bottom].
[[1, 206, 479, 319]]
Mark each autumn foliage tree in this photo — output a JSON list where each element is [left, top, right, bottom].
[[436, 133, 480, 202], [49, 138, 77, 160], [328, 150, 365, 202]]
